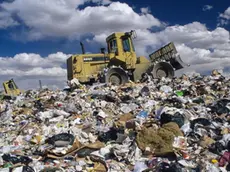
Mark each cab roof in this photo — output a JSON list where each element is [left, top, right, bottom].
[[106, 32, 127, 42]]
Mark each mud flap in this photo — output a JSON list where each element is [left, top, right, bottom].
[[152, 62, 174, 79], [105, 67, 129, 85]]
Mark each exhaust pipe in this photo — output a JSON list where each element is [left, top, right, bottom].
[[80, 42, 85, 54]]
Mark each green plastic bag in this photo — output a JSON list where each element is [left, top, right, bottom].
[[176, 90, 184, 97]]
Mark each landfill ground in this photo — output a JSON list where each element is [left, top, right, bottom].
[[1, 70, 230, 172]]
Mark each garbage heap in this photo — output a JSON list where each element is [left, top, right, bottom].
[[1, 70, 230, 172]]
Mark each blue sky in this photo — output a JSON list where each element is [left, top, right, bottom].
[[0, 0, 229, 57], [0, 0, 229, 89]]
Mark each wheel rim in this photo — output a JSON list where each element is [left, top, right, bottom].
[[152, 62, 174, 79], [109, 74, 121, 85], [156, 68, 167, 78]]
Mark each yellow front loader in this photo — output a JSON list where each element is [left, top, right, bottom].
[[67, 30, 189, 85], [1, 79, 22, 99]]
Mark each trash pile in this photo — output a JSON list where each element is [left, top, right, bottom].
[[1, 69, 230, 171]]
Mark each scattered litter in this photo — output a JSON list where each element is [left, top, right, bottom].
[[0, 70, 230, 171]]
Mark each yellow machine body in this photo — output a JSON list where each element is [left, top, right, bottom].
[[2, 79, 21, 97], [67, 30, 188, 85]]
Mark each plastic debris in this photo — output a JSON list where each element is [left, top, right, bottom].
[[0, 70, 230, 171]]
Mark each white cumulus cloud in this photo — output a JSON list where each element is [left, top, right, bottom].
[[0, 11, 18, 28], [0, 0, 162, 40], [218, 7, 230, 25], [140, 7, 151, 14], [202, 5, 213, 11], [155, 22, 230, 75], [0, 1, 229, 90], [0, 52, 71, 90]]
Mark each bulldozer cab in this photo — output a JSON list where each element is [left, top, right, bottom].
[[106, 31, 137, 69], [3, 79, 21, 96]]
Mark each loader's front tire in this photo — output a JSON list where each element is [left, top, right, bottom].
[[152, 62, 174, 79], [106, 67, 129, 85], [109, 73, 122, 85]]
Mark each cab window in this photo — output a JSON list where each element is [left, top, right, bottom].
[[8, 82, 14, 90], [122, 37, 131, 52], [130, 39, 135, 51], [109, 39, 117, 53]]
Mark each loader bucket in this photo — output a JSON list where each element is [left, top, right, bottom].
[[149, 42, 189, 71], [152, 62, 174, 79], [106, 67, 129, 85], [169, 55, 189, 70]]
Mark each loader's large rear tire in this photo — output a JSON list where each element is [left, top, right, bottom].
[[106, 67, 129, 85], [152, 62, 174, 79]]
